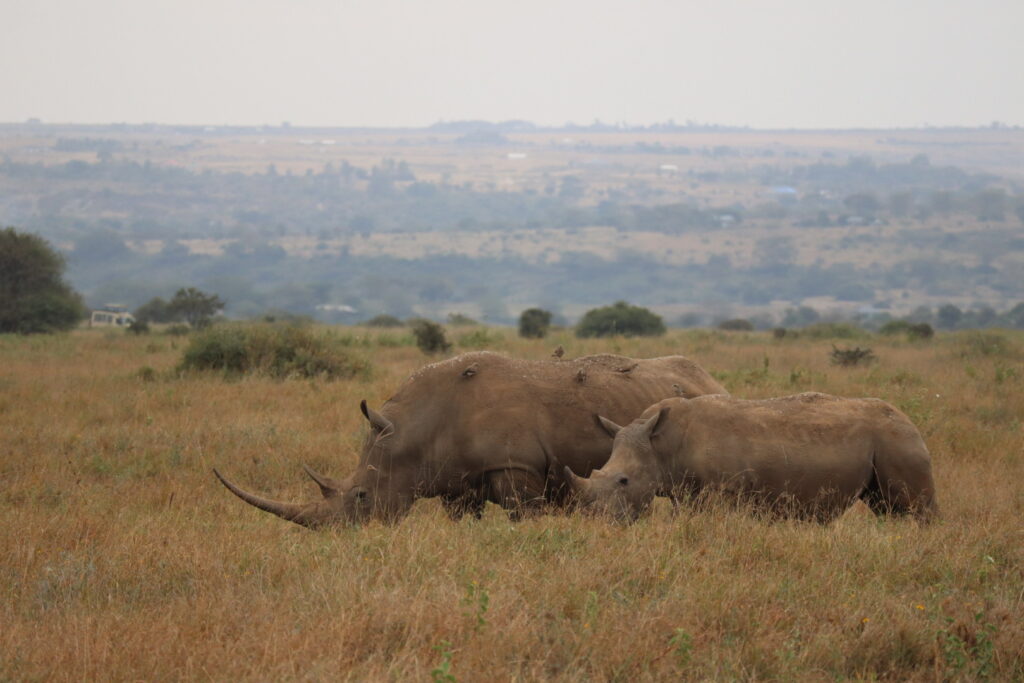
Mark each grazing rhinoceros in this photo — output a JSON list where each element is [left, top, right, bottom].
[[214, 350, 727, 527], [567, 393, 937, 523]]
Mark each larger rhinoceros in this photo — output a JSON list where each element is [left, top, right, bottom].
[[214, 350, 727, 527], [567, 392, 938, 523]]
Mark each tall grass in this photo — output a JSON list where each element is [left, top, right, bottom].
[[1, 328, 1021, 680]]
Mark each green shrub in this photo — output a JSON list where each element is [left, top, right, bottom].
[[575, 301, 666, 338], [879, 319, 912, 335], [717, 318, 754, 332], [801, 322, 866, 339], [410, 319, 452, 354], [518, 308, 553, 338], [126, 320, 150, 335], [446, 312, 479, 326], [458, 328, 501, 349], [363, 314, 405, 328], [880, 320, 934, 340], [178, 324, 370, 379]]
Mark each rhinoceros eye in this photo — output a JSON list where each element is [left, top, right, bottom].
[[617, 476, 629, 486]]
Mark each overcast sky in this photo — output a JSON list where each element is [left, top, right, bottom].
[[2, 0, 1021, 129]]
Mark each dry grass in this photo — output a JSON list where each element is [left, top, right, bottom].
[[1, 328, 1022, 681]]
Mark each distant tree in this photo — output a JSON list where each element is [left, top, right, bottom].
[[972, 188, 1007, 222], [887, 191, 914, 218], [781, 306, 820, 328], [134, 296, 178, 324], [363, 314, 404, 328], [928, 190, 956, 216], [906, 306, 934, 324], [446, 312, 479, 326], [576, 301, 665, 338], [717, 318, 754, 331], [169, 287, 224, 328], [843, 193, 881, 217], [518, 308, 553, 338], [1000, 302, 1024, 329], [936, 303, 963, 330], [0, 227, 86, 334], [677, 312, 705, 328]]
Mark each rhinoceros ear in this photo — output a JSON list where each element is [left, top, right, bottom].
[[360, 400, 394, 434], [643, 406, 670, 437], [595, 415, 622, 437]]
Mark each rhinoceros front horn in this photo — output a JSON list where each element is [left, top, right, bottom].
[[213, 468, 324, 529], [360, 400, 394, 434]]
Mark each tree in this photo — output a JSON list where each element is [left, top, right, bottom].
[[717, 318, 754, 331], [518, 308, 553, 338], [169, 287, 224, 328], [936, 303, 963, 330], [134, 297, 178, 324], [575, 301, 665, 338], [0, 227, 86, 334]]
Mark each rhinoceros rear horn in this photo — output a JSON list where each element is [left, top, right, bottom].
[[213, 468, 324, 529], [302, 464, 341, 498], [564, 466, 591, 494], [360, 400, 394, 434], [596, 415, 622, 437]]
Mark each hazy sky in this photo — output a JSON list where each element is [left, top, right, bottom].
[[2, 0, 1021, 129]]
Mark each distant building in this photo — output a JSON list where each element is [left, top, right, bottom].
[[90, 304, 135, 328]]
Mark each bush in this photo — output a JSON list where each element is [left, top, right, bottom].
[[576, 301, 666, 338], [881, 320, 933, 340], [363, 314, 405, 328], [178, 324, 370, 379], [830, 345, 876, 366], [410, 319, 452, 354], [717, 318, 754, 332], [458, 328, 501, 349], [879, 319, 912, 335], [518, 308, 553, 339]]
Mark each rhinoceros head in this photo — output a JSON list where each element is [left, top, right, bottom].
[[565, 406, 668, 522], [214, 400, 414, 528]]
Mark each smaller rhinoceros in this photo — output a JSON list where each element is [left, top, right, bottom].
[[566, 393, 937, 523]]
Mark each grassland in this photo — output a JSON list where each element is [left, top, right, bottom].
[[1, 327, 1022, 680]]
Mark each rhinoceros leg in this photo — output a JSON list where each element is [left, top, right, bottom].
[[441, 490, 485, 521], [484, 468, 548, 521]]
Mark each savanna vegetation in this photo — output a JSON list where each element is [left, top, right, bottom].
[[1, 325, 1021, 680]]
